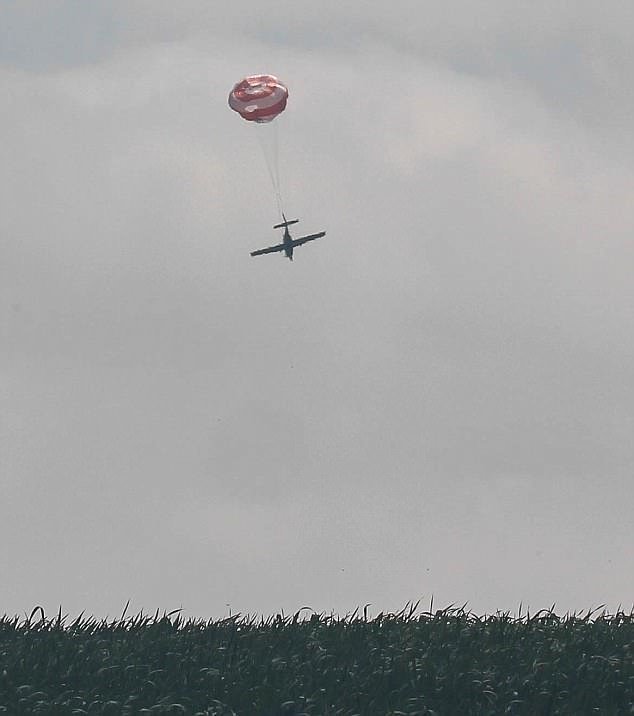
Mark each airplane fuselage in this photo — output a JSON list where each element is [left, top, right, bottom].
[[282, 227, 294, 260]]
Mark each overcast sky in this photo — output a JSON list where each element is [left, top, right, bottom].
[[2, 1, 633, 621]]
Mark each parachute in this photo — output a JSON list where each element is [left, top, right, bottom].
[[228, 74, 288, 123], [228, 74, 289, 216]]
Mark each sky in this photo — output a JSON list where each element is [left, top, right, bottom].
[[1, 1, 633, 621]]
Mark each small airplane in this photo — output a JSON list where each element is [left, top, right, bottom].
[[251, 215, 326, 261]]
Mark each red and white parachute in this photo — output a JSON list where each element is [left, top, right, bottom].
[[228, 74, 288, 123], [228, 74, 289, 216]]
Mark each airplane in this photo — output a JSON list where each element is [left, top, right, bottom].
[[251, 215, 326, 261]]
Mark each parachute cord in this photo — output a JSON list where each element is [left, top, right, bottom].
[[256, 122, 285, 220], [272, 126, 284, 219]]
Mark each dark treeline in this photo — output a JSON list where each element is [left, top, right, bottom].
[[1, 604, 632, 714]]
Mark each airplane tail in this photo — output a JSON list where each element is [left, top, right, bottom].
[[273, 213, 299, 229]]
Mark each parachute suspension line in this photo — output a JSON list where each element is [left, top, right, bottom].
[[256, 121, 285, 220]]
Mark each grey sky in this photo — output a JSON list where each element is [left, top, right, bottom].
[[1, 1, 632, 620]]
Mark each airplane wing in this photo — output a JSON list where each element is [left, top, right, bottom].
[[291, 232, 326, 247], [250, 243, 285, 257]]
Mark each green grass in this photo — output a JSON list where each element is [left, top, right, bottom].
[[1, 604, 632, 714]]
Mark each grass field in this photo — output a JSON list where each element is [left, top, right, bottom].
[[1, 604, 632, 714]]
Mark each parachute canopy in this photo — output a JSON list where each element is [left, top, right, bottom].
[[228, 74, 288, 123]]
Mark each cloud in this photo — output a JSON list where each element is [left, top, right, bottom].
[[0, 1, 119, 70], [1, 5, 633, 618]]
